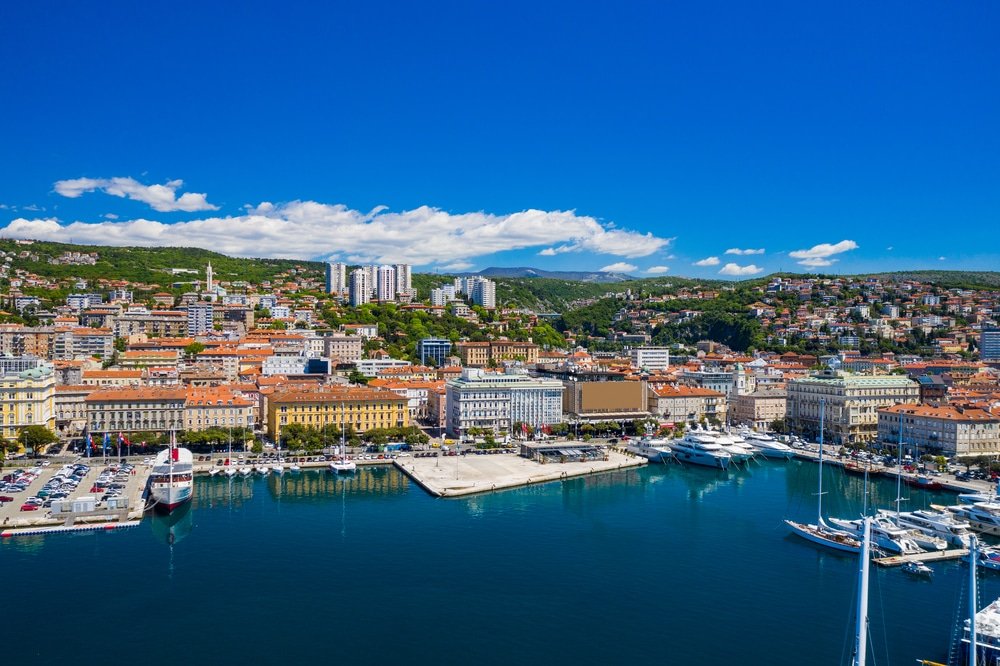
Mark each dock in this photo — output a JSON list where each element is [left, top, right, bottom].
[[874, 549, 969, 567], [395, 449, 646, 498]]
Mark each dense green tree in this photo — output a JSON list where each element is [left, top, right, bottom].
[[17, 425, 59, 455]]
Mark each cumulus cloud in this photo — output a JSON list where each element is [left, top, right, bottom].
[[797, 257, 834, 267], [725, 248, 765, 255], [693, 256, 720, 266], [645, 266, 669, 274], [718, 263, 763, 276], [788, 239, 858, 266], [441, 261, 473, 271], [1, 202, 672, 267], [53, 176, 218, 212], [599, 262, 638, 273], [938, 256, 946, 261]]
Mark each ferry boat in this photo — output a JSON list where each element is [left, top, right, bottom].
[[149, 436, 193, 512], [625, 437, 674, 463], [669, 433, 731, 469]]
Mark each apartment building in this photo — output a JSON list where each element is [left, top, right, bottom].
[[445, 368, 563, 437], [85, 387, 188, 434], [878, 403, 1000, 458]]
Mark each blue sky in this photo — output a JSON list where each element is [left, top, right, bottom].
[[0, 1, 997, 278]]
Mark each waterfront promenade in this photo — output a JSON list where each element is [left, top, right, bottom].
[[395, 449, 645, 497]]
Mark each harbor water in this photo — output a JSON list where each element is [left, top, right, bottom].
[[4, 460, 996, 665]]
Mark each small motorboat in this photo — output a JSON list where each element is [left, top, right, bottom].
[[902, 561, 933, 577], [208, 467, 221, 477], [289, 464, 301, 473], [239, 466, 253, 477]]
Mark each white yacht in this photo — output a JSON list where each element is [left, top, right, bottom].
[[256, 464, 270, 475], [740, 431, 795, 460], [882, 508, 974, 547], [827, 515, 924, 554], [272, 462, 285, 474], [239, 466, 253, 477], [208, 467, 221, 477], [329, 437, 357, 473], [669, 433, 731, 470], [625, 437, 674, 463], [223, 465, 237, 478], [946, 503, 1000, 537], [713, 432, 756, 464], [289, 463, 301, 473]]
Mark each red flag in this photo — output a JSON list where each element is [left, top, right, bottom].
[[172, 447, 179, 461]]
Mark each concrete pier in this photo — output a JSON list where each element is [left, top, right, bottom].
[[874, 549, 969, 567], [395, 450, 646, 498]]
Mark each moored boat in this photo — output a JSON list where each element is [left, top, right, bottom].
[[945, 502, 1000, 537], [740, 431, 795, 460], [902, 561, 933, 577], [669, 432, 731, 469], [149, 434, 193, 512], [625, 437, 674, 463]]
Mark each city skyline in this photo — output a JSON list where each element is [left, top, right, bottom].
[[0, 2, 997, 278]]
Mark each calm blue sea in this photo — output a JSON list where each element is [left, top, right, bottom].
[[4, 461, 995, 665]]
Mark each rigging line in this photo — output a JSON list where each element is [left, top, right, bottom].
[[873, 565, 890, 666]]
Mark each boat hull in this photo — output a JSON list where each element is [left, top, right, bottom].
[[151, 484, 192, 513], [669, 447, 730, 469], [784, 519, 861, 553]]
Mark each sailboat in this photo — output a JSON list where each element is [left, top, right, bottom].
[[223, 434, 237, 478], [784, 400, 862, 553], [330, 428, 357, 473], [272, 436, 285, 474]]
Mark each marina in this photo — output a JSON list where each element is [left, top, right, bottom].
[[4, 459, 996, 665]]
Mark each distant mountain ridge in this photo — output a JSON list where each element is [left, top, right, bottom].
[[468, 266, 636, 282]]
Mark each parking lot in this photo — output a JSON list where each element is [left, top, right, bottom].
[[0, 458, 151, 529]]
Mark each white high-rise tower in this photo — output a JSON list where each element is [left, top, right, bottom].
[[205, 262, 214, 293]]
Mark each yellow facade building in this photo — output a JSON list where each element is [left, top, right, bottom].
[[0, 362, 57, 444], [267, 386, 410, 441]]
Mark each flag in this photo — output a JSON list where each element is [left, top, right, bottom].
[[172, 447, 179, 462], [102, 432, 111, 454]]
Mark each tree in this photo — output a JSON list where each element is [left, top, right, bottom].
[[770, 419, 786, 433], [17, 425, 58, 455], [348, 369, 369, 385], [0, 438, 19, 461], [184, 341, 206, 358]]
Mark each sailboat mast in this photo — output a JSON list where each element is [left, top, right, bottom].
[[970, 535, 979, 665], [818, 398, 825, 527], [896, 413, 904, 525], [852, 516, 871, 666]]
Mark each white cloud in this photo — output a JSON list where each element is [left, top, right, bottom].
[[886, 246, 894, 251], [788, 239, 858, 266], [22, 204, 43, 212], [0, 204, 13, 210], [693, 256, 720, 266], [718, 263, 764, 276], [1, 203, 672, 267], [725, 248, 765, 255], [938, 256, 946, 261], [441, 261, 473, 271], [104, 213, 119, 220], [53, 176, 218, 212], [645, 266, 669, 274], [599, 262, 638, 273]]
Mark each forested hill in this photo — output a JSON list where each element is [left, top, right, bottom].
[[0, 239, 320, 286]]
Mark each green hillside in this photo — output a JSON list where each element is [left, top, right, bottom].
[[0, 239, 321, 287]]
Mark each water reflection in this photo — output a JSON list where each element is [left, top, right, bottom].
[[149, 501, 193, 546]]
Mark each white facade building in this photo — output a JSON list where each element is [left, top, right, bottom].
[[445, 368, 563, 437], [630, 346, 670, 372], [186, 303, 214, 336], [376, 265, 396, 301], [350, 269, 371, 306]]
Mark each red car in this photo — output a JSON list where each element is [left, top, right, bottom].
[[20, 504, 39, 511], [0, 495, 14, 503]]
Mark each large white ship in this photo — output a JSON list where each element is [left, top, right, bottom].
[[150, 436, 193, 512]]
